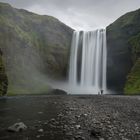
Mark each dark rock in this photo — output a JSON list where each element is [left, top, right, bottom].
[[75, 125, 81, 129], [80, 114, 88, 117], [66, 132, 73, 136], [75, 115, 80, 119], [50, 89, 67, 95], [0, 49, 8, 96], [50, 118, 55, 122], [74, 135, 85, 140], [90, 129, 101, 138], [107, 8, 140, 92]]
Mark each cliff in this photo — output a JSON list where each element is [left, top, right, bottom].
[[107, 8, 140, 93], [1, 2, 140, 95], [0, 2, 73, 95], [0, 49, 8, 96]]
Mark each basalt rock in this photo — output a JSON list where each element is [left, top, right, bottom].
[[0, 49, 8, 96], [107, 8, 140, 92], [50, 89, 67, 95]]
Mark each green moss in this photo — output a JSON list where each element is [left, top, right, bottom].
[[7, 86, 48, 95], [0, 2, 72, 96], [124, 58, 140, 95], [128, 33, 140, 62], [124, 32, 140, 95], [0, 54, 8, 96]]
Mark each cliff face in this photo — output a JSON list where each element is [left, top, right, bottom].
[[0, 2, 73, 95], [107, 8, 140, 92], [124, 33, 140, 94], [1, 2, 140, 95], [0, 49, 8, 96]]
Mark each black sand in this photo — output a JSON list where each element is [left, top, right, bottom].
[[0, 95, 140, 140]]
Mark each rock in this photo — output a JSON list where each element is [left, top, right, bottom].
[[84, 114, 88, 117], [70, 108, 77, 111], [49, 124, 56, 128], [64, 125, 68, 129], [50, 89, 67, 95], [58, 113, 63, 118], [38, 121, 42, 124], [38, 112, 43, 114], [80, 114, 88, 117], [122, 137, 129, 140], [50, 118, 56, 123], [70, 121, 76, 125], [90, 129, 101, 138], [66, 132, 73, 136], [75, 115, 80, 119], [0, 49, 8, 96], [99, 138, 105, 140], [77, 131, 83, 135], [75, 125, 81, 129], [44, 122, 48, 125], [7, 122, 27, 132], [74, 135, 85, 140], [34, 125, 40, 128], [38, 129, 44, 133], [36, 135, 41, 138]]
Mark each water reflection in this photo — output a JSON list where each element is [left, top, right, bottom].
[[0, 95, 68, 140]]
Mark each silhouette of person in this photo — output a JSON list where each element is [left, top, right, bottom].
[[101, 90, 103, 95]]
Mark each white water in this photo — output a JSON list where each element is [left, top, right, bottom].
[[68, 29, 107, 94]]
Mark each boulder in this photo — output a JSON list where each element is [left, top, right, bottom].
[[7, 122, 27, 132], [50, 89, 67, 95]]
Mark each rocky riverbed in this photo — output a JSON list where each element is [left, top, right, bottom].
[[0, 95, 140, 140]]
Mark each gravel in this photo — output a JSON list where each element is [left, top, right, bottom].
[[0, 95, 140, 140]]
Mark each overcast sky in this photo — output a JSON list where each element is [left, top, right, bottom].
[[0, 0, 140, 30]]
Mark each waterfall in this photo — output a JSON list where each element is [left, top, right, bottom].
[[68, 29, 107, 94]]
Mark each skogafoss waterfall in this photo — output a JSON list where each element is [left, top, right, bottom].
[[68, 29, 107, 94]]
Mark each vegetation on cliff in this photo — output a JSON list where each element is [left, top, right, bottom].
[[124, 34, 140, 94], [124, 59, 140, 94], [107, 8, 140, 93], [0, 49, 8, 96], [0, 2, 73, 95], [1, 2, 140, 95]]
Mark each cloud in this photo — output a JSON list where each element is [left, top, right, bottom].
[[0, 0, 140, 30]]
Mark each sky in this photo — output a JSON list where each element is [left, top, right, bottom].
[[0, 0, 140, 30]]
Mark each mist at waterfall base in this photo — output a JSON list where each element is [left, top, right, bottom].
[[2, 42, 51, 95], [51, 29, 107, 95]]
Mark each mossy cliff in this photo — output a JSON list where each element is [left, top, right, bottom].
[[0, 49, 8, 96], [1, 2, 140, 95], [124, 34, 140, 94], [107, 8, 140, 94], [0, 2, 73, 95]]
